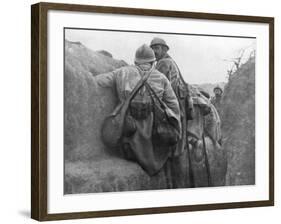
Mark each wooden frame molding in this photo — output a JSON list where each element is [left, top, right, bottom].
[[31, 2, 274, 221]]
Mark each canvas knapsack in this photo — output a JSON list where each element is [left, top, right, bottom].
[[101, 68, 152, 148], [145, 82, 180, 147]]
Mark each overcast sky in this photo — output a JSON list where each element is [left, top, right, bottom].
[[65, 29, 255, 84]]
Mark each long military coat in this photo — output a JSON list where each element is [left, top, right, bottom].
[[95, 65, 181, 175], [156, 54, 187, 157]]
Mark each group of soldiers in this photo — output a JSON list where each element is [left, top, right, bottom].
[[96, 37, 223, 188]]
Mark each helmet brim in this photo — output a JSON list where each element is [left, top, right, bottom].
[[134, 57, 156, 64], [214, 88, 223, 93], [150, 43, 169, 50]]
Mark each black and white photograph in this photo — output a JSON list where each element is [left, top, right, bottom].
[[64, 28, 256, 194], [29, 2, 274, 221]]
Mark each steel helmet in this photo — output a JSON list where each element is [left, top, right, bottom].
[[134, 44, 156, 64], [213, 86, 223, 93], [150, 37, 169, 50]]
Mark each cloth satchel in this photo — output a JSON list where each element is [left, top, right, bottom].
[[101, 69, 152, 148], [145, 82, 180, 147]]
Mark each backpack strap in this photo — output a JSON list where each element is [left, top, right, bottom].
[[167, 57, 194, 120], [163, 56, 186, 85], [145, 82, 180, 136], [120, 68, 152, 109], [144, 82, 170, 120], [113, 67, 153, 117], [145, 83, 165, 108], [128, 69, 152, 102]]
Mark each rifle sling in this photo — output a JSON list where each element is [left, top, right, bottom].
[[120, 68, 153, 112]]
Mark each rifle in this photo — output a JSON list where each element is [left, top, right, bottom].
[[202, 120, 213, 186]]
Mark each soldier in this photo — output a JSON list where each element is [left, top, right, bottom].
[[150, 37, 194, 188], [96, 44, 181, 177], [150, 37, 180, 90], [211, 86, 223, 111]]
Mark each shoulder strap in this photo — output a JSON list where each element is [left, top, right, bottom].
[[127, 68, 152, 103], [168, 58, 193, 102], [170, 58, 187, 86], [145, 82, 177, 127], [145, 82, 166, 109], [114, 68, 153, 116]]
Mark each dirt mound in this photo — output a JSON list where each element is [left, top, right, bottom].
[[64, 40, 127, 160], [220, 56, 255, 185]]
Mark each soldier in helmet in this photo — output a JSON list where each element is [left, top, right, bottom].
[[150, 38, 179, 89], [150, 37, 194, 188], [95, 44, 181, 177], [211, 86, 223, 111]]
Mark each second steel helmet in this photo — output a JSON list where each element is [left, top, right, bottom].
[[134, 44, 156, 64], [213, 86, 223, 93], [150, 37, 169, 50]]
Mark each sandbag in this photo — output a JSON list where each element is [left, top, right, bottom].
[[101, 103, 126, 148]]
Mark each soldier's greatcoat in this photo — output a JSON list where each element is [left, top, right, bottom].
[[155, 53, 190, 188], [156, 53, 187, 157], [95, 65, 181, 176]]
